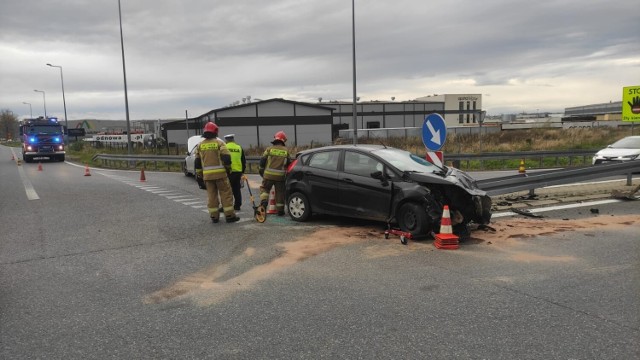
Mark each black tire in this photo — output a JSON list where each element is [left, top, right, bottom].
[[287, 192, 311, 222], [24, 155, 32, 163], [58, 155, 65, 162], [182, 161, 189, 176], [397, 202, 430, 237]]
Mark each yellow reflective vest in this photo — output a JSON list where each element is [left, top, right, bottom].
[[226, 141, 244, 173]]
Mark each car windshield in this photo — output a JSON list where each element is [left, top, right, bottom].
[[611, 137, 640, 149], [28, 126, 61, 134], [372, 148, 443, 173]]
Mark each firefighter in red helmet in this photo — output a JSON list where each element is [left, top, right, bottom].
[[194, 122, 239, 223], [259, 131, 291, 216]]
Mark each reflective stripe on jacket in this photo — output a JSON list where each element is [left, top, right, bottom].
[[261, 145, 289, 181], [196, 138, 230, 180]]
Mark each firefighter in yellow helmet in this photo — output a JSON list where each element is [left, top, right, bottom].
[[259, 131, 291, 216], [195, 122, 239, 223]]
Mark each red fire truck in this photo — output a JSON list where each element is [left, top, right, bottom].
[[19, 117, 66, 162]]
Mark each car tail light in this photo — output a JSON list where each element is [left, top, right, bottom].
[[286, 158, 298, 174]]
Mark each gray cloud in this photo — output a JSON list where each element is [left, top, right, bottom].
[[1, 0, 638, 119]]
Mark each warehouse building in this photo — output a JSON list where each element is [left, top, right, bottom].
[[162, 99, 334, 148], [162, 94, 484, 147]]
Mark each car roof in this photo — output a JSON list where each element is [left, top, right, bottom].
[[297, 144, 391, 156]]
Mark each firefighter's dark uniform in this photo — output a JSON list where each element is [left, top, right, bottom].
[[224, 136, 246, 211], [259, 143, 290, 215], [195, 138, 238, 222]]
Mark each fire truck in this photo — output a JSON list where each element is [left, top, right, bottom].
[[19, 117, 66, 162]]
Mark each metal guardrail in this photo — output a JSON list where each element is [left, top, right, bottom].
[[438, 149, 597, 170], [93, 151, 638, 196], [476, 161, 640, 196], [92, 153, 262, 172]]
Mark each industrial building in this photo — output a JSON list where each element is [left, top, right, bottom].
[[162, 94, 483, 147]]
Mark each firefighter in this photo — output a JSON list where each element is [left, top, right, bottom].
[[259, 131, 291, 216], [194, 122, 239, 223], [223, 134, 246, 211]]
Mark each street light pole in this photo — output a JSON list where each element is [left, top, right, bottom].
[[33, 90, 47, 118], [118, 0, 132, 155], [351, 0, 358, 144], [22, 102, 32, 119], [47, 63, 69, 144]]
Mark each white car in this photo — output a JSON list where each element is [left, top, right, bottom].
[[182, 135, 205, 176], [592, 136, 640, 165]]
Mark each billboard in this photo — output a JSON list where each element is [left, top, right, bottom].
[[622, 85, 640, 122]]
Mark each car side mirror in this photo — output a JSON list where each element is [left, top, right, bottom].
[[371, 171, 389, 186]]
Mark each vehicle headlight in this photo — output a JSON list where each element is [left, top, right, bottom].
[[621, 154, 639, 160]]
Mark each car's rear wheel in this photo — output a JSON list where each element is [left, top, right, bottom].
[[182, 161, 189, 176], [288, 192, 311, 222], [397, 202, 430, 237]]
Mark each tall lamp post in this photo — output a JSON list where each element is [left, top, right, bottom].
[[118, 0, 132, 155], [351, 0, 358, 144], [47, 63, 69, 144], [22, 102, 33, 119], [33, 90, 47, 118]]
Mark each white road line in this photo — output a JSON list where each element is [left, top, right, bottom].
[[17, 165, 39, 200], [182, 201, 205, 205], [165, 195, 194, 199], [492, 198, 624, 218]]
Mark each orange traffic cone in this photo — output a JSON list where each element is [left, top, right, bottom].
[[84, 164, 91, 176], [140, 168, 146, 182], [434, 205, 459, 250], [267, 187, 277, 214], [37, 162, 43, 171]]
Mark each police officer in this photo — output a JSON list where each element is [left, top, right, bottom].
[[195, 122, 239, 223], [223, 134, 246, 211], [259, 131, 290, 216]]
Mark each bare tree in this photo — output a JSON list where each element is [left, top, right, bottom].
[[0, 109, 19, 140]]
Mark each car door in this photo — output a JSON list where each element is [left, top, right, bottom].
[[337, 150, 392, 220], [301, 149, 341, 214]]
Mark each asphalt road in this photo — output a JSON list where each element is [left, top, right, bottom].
[[1, 145, 638, 359]]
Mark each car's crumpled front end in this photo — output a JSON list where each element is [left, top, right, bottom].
[[405, 167, 492, 228]]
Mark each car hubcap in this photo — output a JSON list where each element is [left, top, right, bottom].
[[403, 212, 417, 230], [289, 197, 305, 218]]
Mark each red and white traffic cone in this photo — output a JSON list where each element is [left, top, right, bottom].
[[139, 168, 146, 182], [84, 164, 91, 176], [37, 162, 43, 171], [267, 188, 277, 214], [434, 205, 459, 250]]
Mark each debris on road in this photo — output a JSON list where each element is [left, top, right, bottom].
[[510, 208, 544, 218]]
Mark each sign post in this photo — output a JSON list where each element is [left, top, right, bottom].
[[422, 114, 447, 167]]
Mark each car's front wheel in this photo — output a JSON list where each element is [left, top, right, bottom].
[[288, 192, 311, 222], [397, 202, 430, 237]]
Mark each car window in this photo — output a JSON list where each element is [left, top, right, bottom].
[[343, 151, 382, 177], [308, 150, 340, 171], [611, 137, 640, 148]]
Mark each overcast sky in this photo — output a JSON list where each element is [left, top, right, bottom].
[[1, 0, 638, 121]]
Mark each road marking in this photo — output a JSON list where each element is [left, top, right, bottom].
[[17, 165, 39, 200], [492, 198, 624, 218]]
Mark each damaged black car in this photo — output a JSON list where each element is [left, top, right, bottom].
[[285, 145, 492, 238]]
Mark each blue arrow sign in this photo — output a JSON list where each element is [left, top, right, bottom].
[[422, 113, 447, 151]]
